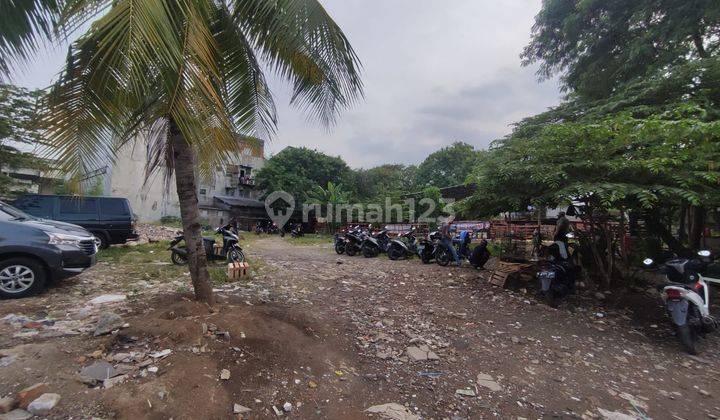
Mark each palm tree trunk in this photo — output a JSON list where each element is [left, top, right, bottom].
[[170, 120, 215, 305]]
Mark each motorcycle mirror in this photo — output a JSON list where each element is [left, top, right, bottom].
[[698, 250, 711, 257], [643, 258, 654, 266]]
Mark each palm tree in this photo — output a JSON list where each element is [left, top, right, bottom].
[[308, 181, 348, 232], [2, 0, 362, 304]]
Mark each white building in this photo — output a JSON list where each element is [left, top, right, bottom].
[[104, 136, 265, 225]]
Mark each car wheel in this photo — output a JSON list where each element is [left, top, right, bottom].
[[0, 258, 47, 299], [92, 233, 109, 249]]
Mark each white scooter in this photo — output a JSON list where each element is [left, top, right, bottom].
[[643, 250, 720, 354]]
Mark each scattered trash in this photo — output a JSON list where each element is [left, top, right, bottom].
[[418, 371, 442, 378], [220, 369, 231, 380], [150, 349, 172, 359]]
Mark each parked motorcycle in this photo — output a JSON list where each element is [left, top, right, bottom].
[[169, 224, 244, 265], [334, 231, 346, 254], [417, 231, 441, 264], [361, 228, 390, 258], [535, 240, 579, 307], [643, 250, 720, 354], [290, 223, 304, 238], [388, 228, 418, 260], [343, 226, 365, 256]]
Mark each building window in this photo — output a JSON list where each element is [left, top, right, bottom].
[[199, 188, 207, 195], [225, 187, 235, 196]]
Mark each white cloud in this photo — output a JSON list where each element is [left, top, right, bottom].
[[10, 0, 561, 168]]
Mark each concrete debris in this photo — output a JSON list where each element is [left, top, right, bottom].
[[0, 409, 33, 420], [93, 312, 124, 336], [282, 402, 292, 412], [0, 396, 18, 414], [17, 383, 47, 409], [88, 294, 127, 305], [455, 389, 476, 397], [405, 345, 439, 361], [103, 374, 128, 389], [26, 393, 60, 415], [150, 349, 172, 359], [476, 373, 502, 392], [233, 404, 251, 414], [597, 408, 639, 420], [365, 403, 420, 420], [80, 361, 118, 381]]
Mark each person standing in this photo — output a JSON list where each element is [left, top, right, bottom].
[[440, 216, 461, 267]]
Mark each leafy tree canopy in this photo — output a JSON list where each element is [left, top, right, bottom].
[[351, 164, 417, 202], [255, 146, 352, 203], [522, 0, 720, 99], [0, 83, 47, 197], [414, 142, 479, 189]]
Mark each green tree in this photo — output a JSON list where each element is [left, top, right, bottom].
[[351, 163, 416, 202], [11, 0, 362, 305], [0, 83, 47, 197], [414, 142, 478, 189], [522, 0, 720, 99], [255, 147, 352, 203]]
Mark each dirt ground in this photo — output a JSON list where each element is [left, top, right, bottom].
[[1, 236, 719, 419]]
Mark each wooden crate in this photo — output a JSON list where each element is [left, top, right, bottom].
[[488, 262, 533, 288], [227, 261, 250, 280], [213, 243, 224, 256]]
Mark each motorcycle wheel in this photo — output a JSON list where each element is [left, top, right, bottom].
[[436, 249, 450, 266], [420, 250, 432, 264], [678, 324, 699, 355], [227, 249, 245, 263], [545, 289, 558, 308], [388, 246, 402, 261], [362, 245, 378, 258], [335, 242, 345, 255], [346, 244, 357, 256], [171, 247, 188, 265]]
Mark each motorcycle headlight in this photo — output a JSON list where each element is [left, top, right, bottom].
[[698, 250, 711, 257], [46, 232, 87, 246], [643, 258, 654, 266]]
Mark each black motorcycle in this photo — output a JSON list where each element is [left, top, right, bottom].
[[361, 228, 390, 258], [417, 231, 441, 264], [535, 242, 579, 307], [169, 224, 244, 265], [343, 226, 365, 256], [388, 228, 418, 260], [334, 231, 346, 254], [290, 223, 304, 238]]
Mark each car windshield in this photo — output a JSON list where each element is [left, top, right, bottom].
[[0, 201, 35, 221]]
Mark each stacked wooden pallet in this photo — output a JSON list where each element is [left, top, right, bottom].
[[487, 261, 534, 288], [227, 261, 250, 280]]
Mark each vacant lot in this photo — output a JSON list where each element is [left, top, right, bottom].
[[1, 236, 718, 419]]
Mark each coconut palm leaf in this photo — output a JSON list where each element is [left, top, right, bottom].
[[0, 0, 61, 77]]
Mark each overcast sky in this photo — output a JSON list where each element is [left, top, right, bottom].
[[11, 0, 561, 168]]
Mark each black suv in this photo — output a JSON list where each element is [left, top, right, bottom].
[[0, 201, 97, 298], [13, 194, 139, 248]]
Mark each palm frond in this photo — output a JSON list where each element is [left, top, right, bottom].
[[0, 0, 61, 78], [232, 0, 363, 126]]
